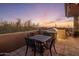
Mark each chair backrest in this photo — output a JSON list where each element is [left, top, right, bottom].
[[25, 38, 36, 48], [25, 33, 35, 48], [43, 32, 52, 36], [30, 32, 35, 36]]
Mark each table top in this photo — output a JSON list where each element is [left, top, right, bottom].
[[29, 35, 52, 42]]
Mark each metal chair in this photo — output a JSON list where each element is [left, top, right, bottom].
[[25, 37, 36, 56], [25, 34, 36, 56]]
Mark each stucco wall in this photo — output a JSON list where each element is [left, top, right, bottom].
[[0, 30, 38, 53]]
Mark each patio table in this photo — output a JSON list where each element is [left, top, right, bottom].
[[28, 35, 55, 55]]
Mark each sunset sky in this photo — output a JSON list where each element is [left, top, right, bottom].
[[0, 3, 74, 27]]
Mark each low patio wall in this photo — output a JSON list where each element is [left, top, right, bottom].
[[0, 30, 38, 53]]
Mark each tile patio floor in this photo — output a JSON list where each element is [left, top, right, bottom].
[[4, 37, 79, 56]]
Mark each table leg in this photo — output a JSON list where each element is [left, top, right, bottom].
[[25, 45, 28, 56]]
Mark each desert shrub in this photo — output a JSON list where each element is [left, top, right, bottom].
[[0, 19, 39, 34]]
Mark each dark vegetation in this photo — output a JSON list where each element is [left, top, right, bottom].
[[0, 18, 39, 34]]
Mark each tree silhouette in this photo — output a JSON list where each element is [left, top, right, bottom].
[[0, 18, 39, 34]]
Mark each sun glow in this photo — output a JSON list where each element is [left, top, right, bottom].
[[33, 18, 74, 28]]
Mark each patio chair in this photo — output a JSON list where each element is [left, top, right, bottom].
[[25, 37, 36, 56]]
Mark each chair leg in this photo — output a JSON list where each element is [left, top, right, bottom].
[[53, 44, 57, 54], [50, 48, 52, 56], [31, 48, 36, 56], [25, 45, 28, 56], [33, 46, 36, 56], [34, 50, 36, 56], [40, 52, 43, 56]]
